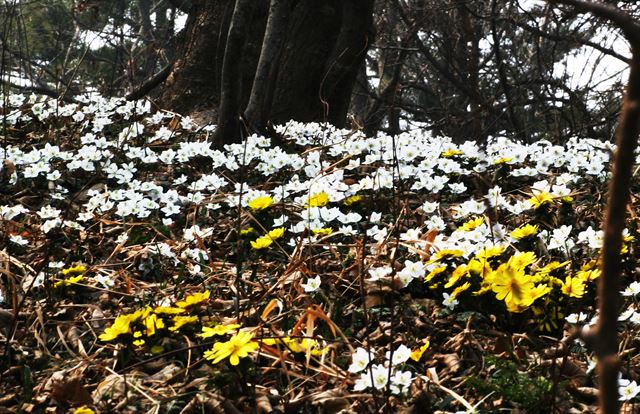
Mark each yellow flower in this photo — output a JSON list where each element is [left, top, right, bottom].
[[312, 227, 333, 237], [560, 276, 585, 298], [285, 337, 326, 355], [451, 281, 471, 299], [444, 264, 467, 288], [239, 227, 255, 236], [307, 192, 329, 208], [581, 259, 601, 272], [169, 315, 199, 332], [73, 407, 94, 414], [441, 149, 463, 158], [176, 290, 210, 308], [410, 341, 430, 362], [461, 217, 484, 231], [475, 245, 505, 261], [204, 331, 260, 365], [493, 157, 513, 165], [530, 283, 552, 301], [344, 195, 362, 206], [528, 192, 554, 208], [261, 336, 328, 356], [537, 260, 570, 274], [267, 227, 285, 240], [62, 265, 87, 276], [491, 263, 535, 310], [576, 268, 601, 283], [199, 323, 242, 338], [54, 274, 84, 288], [511, 224, 539, 240], [425, 265, 447, 283], [430, 249, 464, 263], [467, 258, 493, 279], [143, 314, 165, 336], [248, 195, 273, 211], [508, 251, 537, 270], [154, 306, 186, 315], [251, 236, 273, 249], [100, 313, 135, 341]]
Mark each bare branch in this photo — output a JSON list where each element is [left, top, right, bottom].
[[126, 62, 173, 100], [549, 0, 640, 43]]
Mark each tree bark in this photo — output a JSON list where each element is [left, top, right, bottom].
[[215, 0, 257, 145], [161, 0, 234, 113], [244, 0, 291, 131], [319, 0, 375, 127], [161, 0, 374, 144]]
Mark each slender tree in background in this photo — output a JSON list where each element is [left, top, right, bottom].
[[549, 1, 640, 413]]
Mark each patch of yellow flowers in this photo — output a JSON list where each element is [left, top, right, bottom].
[[250, 227, 285, 249], [428, 247, 599, 314], [54, 264, 87, 288], [100, 290, 210, 344]]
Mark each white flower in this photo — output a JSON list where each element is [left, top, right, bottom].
[[116, 233, 129, 245], [619, 378, 640, 401], [565, 312, 588, 324], [348, 347, 372, 373], [371, 364, 389, 389], [49, 261, 65, 269], [629, 312, 640, 326], [42, 218, 62, 233], [586, 357, 597, 374], [33, 272, 46, 288], [368, 266, 392, 282], [386, 344, 412, 366], [353, 372, 373, 391], [619, 307, 635, 322], [448, 182, 467, 194], [442, 292, 458, 310], [546, 225, 574, 251], [577, 226, 603, 250], [273, 215, 289, 227], [37, 205, 61, 219], [390, 370, 413, 395], [622, 281, 640, 297], [301, 275, 321, 292], [420, 200, 439, 214], [370, 211, 382, 223], [9, 234, 28, 246], [94, 274, 114, 288], [400, 228, 421, 241]]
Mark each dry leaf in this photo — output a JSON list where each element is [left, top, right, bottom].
[[49, 373, 92, 405]]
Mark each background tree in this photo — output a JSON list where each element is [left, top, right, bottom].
[[162, 0, 375, 145]]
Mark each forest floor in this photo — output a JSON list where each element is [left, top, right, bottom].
[[1, 95, 639, 413]]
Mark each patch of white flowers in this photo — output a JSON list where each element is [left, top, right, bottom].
[[0, 92, 633, 328], [348, 345, 414, 395]]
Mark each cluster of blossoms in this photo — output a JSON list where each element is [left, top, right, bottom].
[[100, 290, 210, 347], [53, 264, 87, 288], [348, 343, 429, 394]]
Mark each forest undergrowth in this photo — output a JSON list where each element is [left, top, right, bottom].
[[1, 94, 640, 413]]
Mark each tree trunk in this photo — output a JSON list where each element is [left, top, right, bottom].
[[161, 0, 234, 113], [215, 0, 257, 145], [161, 0, 374, 143], [244, 0, 291, 131]]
